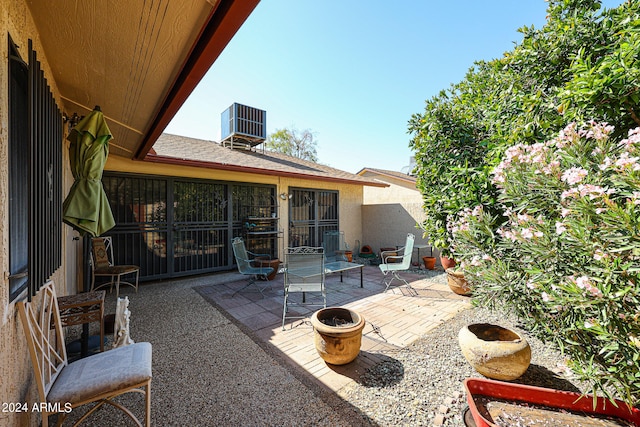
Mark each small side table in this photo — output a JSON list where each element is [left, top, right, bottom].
[[57, 290, 105, 352], [413, 244, 433, 267]]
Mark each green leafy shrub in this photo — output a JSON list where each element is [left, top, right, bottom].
[[453, 122, 640, 404], [410, 0, 640, 257]]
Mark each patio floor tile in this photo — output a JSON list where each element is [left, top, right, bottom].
[[194, 265, 470, 392]]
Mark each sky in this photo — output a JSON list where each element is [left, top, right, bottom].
[[166, 1, 623, 174]]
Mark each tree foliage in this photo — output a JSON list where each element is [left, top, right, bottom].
[[409, 0, 640, 403], [409, 0, 640, 256], [265, 127, 318, 162]]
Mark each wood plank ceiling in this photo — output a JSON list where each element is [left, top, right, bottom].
[[25, 0, 259, 159]]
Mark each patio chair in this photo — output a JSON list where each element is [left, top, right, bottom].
[[282, 246, 326, 330], [379, 233, 416, 295], [231, 237, 274, 296], [323, 230, 349, 262], [16, 281, 152, 427], [91, 236, 140, 298]]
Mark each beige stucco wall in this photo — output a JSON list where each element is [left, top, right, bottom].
[[359, 172, 437, 261], [106, 156, 364, 261], [361, 175, 420, 205], [1, 2, 74, 425]]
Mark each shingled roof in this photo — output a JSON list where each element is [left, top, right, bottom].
[[356, 167, 417, 184], [146, 134, 386, 187]]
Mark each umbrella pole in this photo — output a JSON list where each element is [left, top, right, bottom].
[[81, 234, 91, 357]]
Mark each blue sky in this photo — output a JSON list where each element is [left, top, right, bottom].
[[166, 1, 623, 174]]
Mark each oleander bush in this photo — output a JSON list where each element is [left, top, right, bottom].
[[409, 0, 640, 257], [452, 122, 640, 404]]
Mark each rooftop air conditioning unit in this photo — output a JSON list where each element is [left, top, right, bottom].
[[401, 156, 417, 176], [221, 103, 266, 150]]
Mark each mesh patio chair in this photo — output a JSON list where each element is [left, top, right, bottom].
[[282, 246, 326, 330], [231, 237, 274, 296], [322, 230, 349, 262], [91, 236, 140, 298], [379, 233, 416, 295], [16, 281, 152, 427]]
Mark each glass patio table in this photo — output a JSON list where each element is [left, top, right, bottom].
[[324, 261, 364, 288]]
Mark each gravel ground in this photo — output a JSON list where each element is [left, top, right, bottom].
[[61, 269, 592, 427], [338, 304, 589, 427]]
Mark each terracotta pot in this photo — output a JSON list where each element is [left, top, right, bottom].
[[422, 256, 436, 270], [359, 245, 373, 255], [446, 268, 472, 295], [458, 323, 531, 380], [440, 255, 457, 269], [310, 307, 365, 365], [344, 251, 353, 262], [254, 258, 279, 281]]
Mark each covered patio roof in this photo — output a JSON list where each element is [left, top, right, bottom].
[[26, 0, 259, 159]]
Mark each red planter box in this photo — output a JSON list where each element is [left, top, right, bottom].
[[464, 378, 640, 426]]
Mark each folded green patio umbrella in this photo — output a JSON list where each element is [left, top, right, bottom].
[[62, 108, 115, 237]]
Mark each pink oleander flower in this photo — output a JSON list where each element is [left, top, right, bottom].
[[594, 249, 607, 260], [555, 123, 579, 147], [599, 156, 613, 170], [584, 121, 614, 141], [542, 292, 551, 302], [561, 167, 588, 185], [516, 213, 532, 223], [587, 286, 603, 298], [561, 188, 579, 200], [575, 276, 590, 289], [584, 320, 595, 329], [555, 222, 567, 235], [615, 152, 640, 171], [577, 184, 609, 200], [618, 127, 640, 149], [575, 276, 602, 298], [520, 228, 533, 239], [471, 205, 483, 216]]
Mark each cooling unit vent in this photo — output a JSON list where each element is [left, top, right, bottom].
[[221, 103, 266, 150]]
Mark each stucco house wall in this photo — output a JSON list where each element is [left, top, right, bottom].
[[1, 2, 74, 425], [358, 169, 439, 262], [106, 156, 364, 261]]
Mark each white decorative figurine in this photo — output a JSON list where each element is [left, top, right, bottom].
[[113, 296, 135, 348]]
